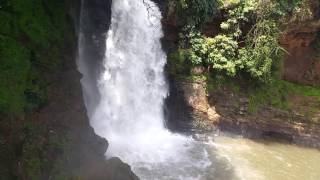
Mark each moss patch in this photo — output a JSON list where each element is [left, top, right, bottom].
[[0, 0, 72, 117], [204, 75, 320, 123], [0, 35, 30, 115], [247, 80, 291, 112], [0, 0, 75, 179]]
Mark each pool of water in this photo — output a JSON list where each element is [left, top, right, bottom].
[[130, 133, 320, 180], [205, 135, 320, 180]]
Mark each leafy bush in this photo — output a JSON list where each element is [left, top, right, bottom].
[[187, 31, 239, 76], [186, 29, 207, 65], [173, 0, 304, 82], [220, 0, 257, 38], [276, 0, 303, 15], [206, 35, 239, 75], [239, 19, 284, 82]]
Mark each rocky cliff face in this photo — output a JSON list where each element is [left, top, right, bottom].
[[280, 0, 320, 85], [28, 32, 137, 179], [0, 0, 138, 179], [161, 1, 320, 148], [52, 0, 138, 179]]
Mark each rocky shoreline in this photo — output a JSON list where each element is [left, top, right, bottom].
[[166, 77, 320, 149]]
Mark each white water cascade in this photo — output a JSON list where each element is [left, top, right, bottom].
[[79, 0, 212, 179]]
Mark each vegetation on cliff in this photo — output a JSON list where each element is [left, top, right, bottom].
[[0, 0, 72, 116], [0, 0, 76, 179], [165, 0, 320, 119], [169, 0, 301, 81]]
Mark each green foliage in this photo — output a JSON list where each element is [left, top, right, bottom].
[[224, 0, 285, 82], [248, 79, 320, 113], [285, 82, 320, 99], [187, 30, 239, 75], [0, 35, 30, 114], [0, 0, 72, 117], [0, 1, 75, 179], [202, 72, 320, 115], [5, 0, 68, 46], [205, 76, 320, 114], [168, 49, 191, 75], [175, 0, 221, 25], [177, 1, 317, 112], [174, 0, 305, 82], [186, 29, 207, 65], [239, 19, 284, 82], [206, 35, 239, 75], [220, 0, 257, 38], [248, 80, 290, 112], [276, 0, 304, 15]]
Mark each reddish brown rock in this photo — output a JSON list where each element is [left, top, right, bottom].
[[280, 1, 320, 85]]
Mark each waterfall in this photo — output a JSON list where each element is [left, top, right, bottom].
[[79, 0, 212, 179], [92, 0, 189, 163]]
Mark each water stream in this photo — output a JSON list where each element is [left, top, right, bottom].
[[78, 0, 320, 179]]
